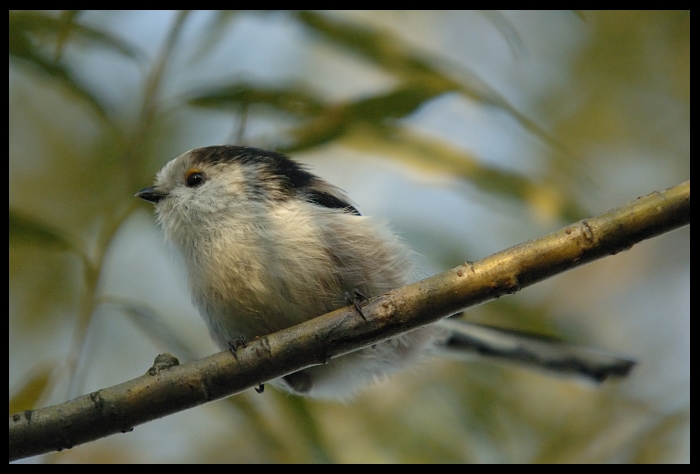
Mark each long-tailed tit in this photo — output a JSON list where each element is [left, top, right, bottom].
[[137, 146, 634, 399]]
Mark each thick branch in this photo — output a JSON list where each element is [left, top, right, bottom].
[[9, 180, 690, 462]]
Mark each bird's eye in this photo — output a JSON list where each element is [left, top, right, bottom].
[[185, 169, 205, 188]]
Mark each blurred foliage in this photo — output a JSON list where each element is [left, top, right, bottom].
[[9, 10, 144, 120], [9, 10, 689, 463]]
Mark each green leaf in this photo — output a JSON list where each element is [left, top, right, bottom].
[[282, 82, 450, 152], [9, 364, 55, 413], [9, 10, 146, 63], [9, 210, 75, 251], [187, 82, 326, 117]]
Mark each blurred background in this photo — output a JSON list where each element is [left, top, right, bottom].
[[9, 11, 689, 463]]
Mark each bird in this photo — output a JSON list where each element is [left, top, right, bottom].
[[136, 145, 635, 399]]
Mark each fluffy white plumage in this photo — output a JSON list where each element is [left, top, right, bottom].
[[138, 146, 442, 398]]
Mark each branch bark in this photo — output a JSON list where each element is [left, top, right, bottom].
[[9, 180, 690, 462]]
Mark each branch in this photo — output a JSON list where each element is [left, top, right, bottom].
[[9, 181, 690, 462]]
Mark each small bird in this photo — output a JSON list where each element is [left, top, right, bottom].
[[137, 145, 635, 399]]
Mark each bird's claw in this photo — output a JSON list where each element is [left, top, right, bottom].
[[345, 289, 369, 320], [227, 337, 247, 360]]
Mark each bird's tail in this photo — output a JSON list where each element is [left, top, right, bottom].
[[434, 318, 636, 382]]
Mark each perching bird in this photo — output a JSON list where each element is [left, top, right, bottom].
[[137, 145, 635, 399]]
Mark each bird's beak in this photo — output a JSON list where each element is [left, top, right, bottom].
[[136, 186, 166, 204]]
